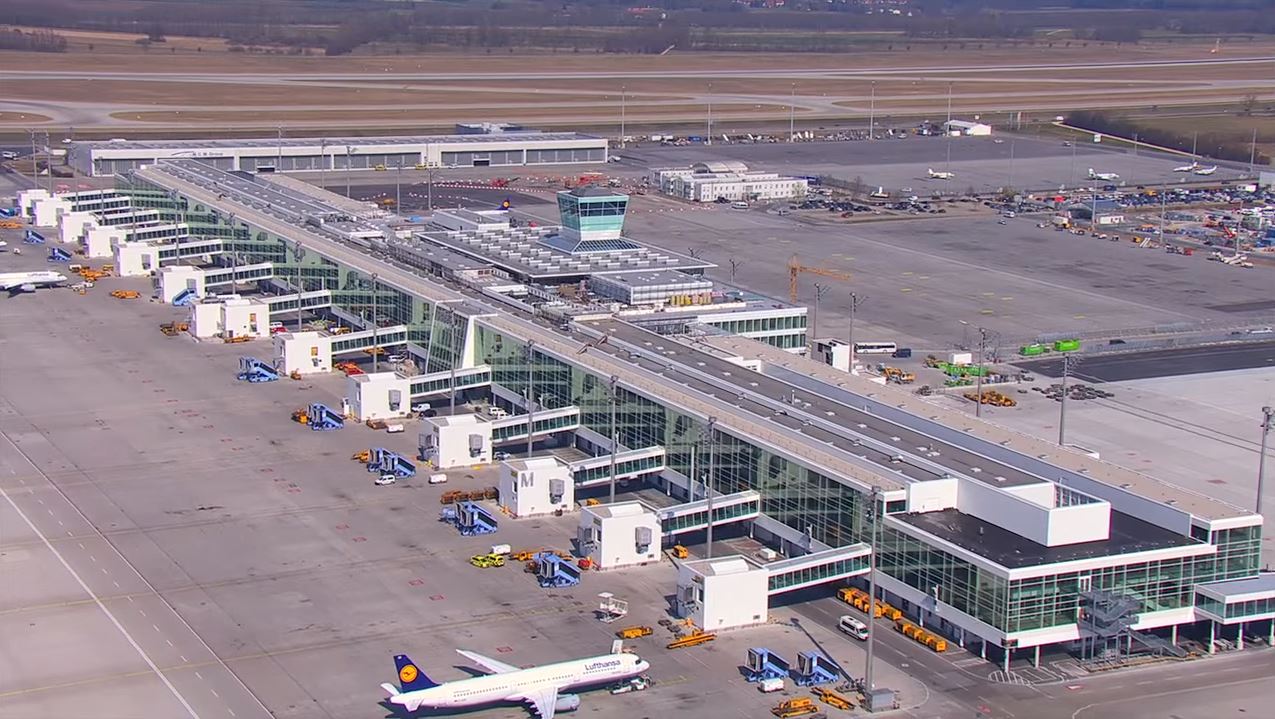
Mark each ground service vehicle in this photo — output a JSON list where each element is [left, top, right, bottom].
[[109, 290, 140, 299], [671, 545, 689, 559], [609, 676, 650, 694], [854, 341, 897, 355], [160, 321, 189, 336], [666, 630, 715, 649], [615, 626, 653, 640], [375, 474, 396, 486], [838, 615, 869, 640], [771, 697, 820, 717], [428, 473, 448, 484]]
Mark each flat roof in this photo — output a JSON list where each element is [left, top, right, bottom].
[[694, 333, 1252, 522], [592, 269, 713, 289], [895, 508, 1199, 570], [74, 132, 601, 152], [416, 226, 714, 281], [1197, 573, 1275, 600]]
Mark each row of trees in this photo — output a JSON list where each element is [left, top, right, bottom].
[[0, 27, 67, 52], [1067, 111, 1271, 165]]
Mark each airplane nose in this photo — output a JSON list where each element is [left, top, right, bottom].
[[635, 659, 650, 672]]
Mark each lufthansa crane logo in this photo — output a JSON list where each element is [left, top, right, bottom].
[[399, 664, 419, 684]]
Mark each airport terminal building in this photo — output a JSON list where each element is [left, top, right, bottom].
[[67, 130, 608, 177], [29, 159, 1272, 669]]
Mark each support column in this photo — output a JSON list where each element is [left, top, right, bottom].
[[1171, 624, 1178, 646], [1002, 647, 1011, 673], [1209, 622, 1216, 654], [980, 641, 986, 659], [1033, 645, 1041, 668], [1269, 619, 1274, 645], [1237, 623, 1244, 650], [958, 628, 965, 649]]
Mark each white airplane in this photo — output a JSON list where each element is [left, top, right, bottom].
[[1173, 161, 1200, 172], [1194, 165, 1218, 176], [927, 168, 955, 180], [1088, 168, 1120, 181], [382, 647, 650, 718], [1, 270, 68, 293]]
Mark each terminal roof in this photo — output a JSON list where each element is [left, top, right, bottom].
[[74, 132, 597, 151], [895, 508, 1199, 569]]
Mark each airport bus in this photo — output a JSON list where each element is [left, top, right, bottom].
[[854, 341, 898, 355]]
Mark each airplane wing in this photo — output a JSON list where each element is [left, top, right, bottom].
[[457, 649, 520, 674], [517, 686, 560, 719]]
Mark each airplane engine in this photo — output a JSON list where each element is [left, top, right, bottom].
[[555, 693, 581, 712], [19, 283, 35, 292]]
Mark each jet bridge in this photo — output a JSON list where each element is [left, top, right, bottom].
[[202, 262, 275, 288], [490, 406, 581, 445], [263, 290, 333, 316], [657, 490, 761, 536], [329, 325, 409, 355], [568, 446, 666, 488], [407, 366, 493, 399], [765, 545, 871, 596], [367, 448, 416, 478]]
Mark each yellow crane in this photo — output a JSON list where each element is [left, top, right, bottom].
[[788, 254, 851, 303]]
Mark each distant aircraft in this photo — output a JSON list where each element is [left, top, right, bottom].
[[1173, 161, 1200, 172], [1088, 168, 1120, 181], [927, 168, 955, 180], [1194, 165, 1218, 176], [1, 270, 68, 293], [381, 647, 649, 719]]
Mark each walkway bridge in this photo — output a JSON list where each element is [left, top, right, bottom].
[[408, 366, 493, 399], [569, 446, 666, 488], [765, 544, 871, 596], [491, 407, 581, 445], [329, 325, 409, 355], [658, 490, 761, 536]]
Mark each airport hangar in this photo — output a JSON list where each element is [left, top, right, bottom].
[[39, 157, 1275, 670], [65, 129, 608, 177]]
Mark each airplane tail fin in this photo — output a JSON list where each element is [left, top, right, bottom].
[[394, 654, 439, 692]]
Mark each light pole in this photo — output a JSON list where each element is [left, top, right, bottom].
[[525, 340, 536, 458], [319, 138, 328, 190], [974, 327, 989, 418], [43, 131, 53, 193], [449, 309, 459, 415], [395, 160, 403, 212], [292, 241, 305, 331], [345, 146, 354, 198], [789, 83, 796, 143], [864, 485, 882, 694], [226, 211, 238, 294], [620, 85, 627, 149], [1058, 353, 1076, 446], [705, 416, 718, 559], [1007, 139, 1016, 193], [868, 80, 876, 140], [706, 82, 713, 145], [728, 259, 744, 285], [848, 293, 865, 372], [810, 283, 829, 357], [370, 272, 379, 373], [1257, 407, 1274, 515], [609, 375, 619, 504], [427, 166, 434, 212], [276, 126, 283, 171]]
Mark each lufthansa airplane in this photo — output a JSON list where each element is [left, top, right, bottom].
[[382, 647, 649, 718]]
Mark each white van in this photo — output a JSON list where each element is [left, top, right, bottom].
[[488, 406, 508, 419], [428, 473, 448, 485], [731, 201, 749, 210], [838, 615, 869, 641]]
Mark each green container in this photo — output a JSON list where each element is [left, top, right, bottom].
[[1019, 343, 1047, 356], [1053, 339, 1081, 352]]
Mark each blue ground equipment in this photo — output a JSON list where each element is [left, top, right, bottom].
[[367, 448, 416, 478], [306, 402, 344, 431], [23, 229, 45, 244], [236, 357, 279, 383], [47, 246, 71, 262], [0, 207, 19, 218], [171, 287, 198, 307], [744, 648, 791, 683], [534, 551, 581, 588], [792, 651, 840, 687], [439, 506, 459, 524], [457, 501, 498, 536]]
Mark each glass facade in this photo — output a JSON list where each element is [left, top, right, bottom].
[[1195, 592, 1275, 621]]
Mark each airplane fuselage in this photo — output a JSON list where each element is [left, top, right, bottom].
[[391, 654, 647, 713]]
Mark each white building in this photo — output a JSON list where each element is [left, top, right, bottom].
[[942, 120, 993, 137], [418, 414, 492, 469], [499, 457, 573, 518], [590, 270, 714, 307], [67, 132, 608, 176], [675, 556, 771, 631], [652, 162, 808, 203], [577, 501, 663, 570]]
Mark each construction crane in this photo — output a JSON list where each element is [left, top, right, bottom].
[[788, 254, 851, 303]]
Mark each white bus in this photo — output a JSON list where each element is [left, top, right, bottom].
[[854, 341, 898, 355]]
